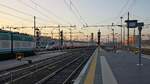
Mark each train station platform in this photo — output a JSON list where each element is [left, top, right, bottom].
[[74, 47, 150, 84], [0, 51, 66, 72]]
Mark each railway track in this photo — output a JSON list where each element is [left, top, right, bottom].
[[0, 50, 74, 83], [39, 53, 90, 84], [0, 48, 80, 74], [36, 47, 95, 84], [0, 47, 96, 84]]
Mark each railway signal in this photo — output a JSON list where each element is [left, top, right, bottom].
[[60, 30, 64, 47], [97, 30, 101, 45], [91, 33, 94, 45], [35, 28, 41, 49]]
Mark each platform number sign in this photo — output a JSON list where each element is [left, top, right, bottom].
[[125, 20, 138, 28]]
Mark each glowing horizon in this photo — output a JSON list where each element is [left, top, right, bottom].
[[0, 0, 150, 41]]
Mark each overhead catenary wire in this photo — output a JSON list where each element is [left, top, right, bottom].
[[0, 3, 53, 23], [117, 0, 137, 20], [64, 0, 86, 26], [113, 0, 137, 25], [30, 0, 71, 25], [64, 0, 84, 25], [17, 0, 60, 24], [0, 10, 33, 23], [116, 0, 130, 18], [112, 0, 131, 24], [126, 0, 137, 12], [69, 0, 88, 26], [0, 3, 32, 17]]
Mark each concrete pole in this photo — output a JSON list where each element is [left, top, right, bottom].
[[108, 34, 109, 44], [127, 12, 130, 50], [33, 16, 37, 49], [112, 29, 115, 49], [120, 17, 123, 47], [111, 23, 115, 50], [137, 26, 142, 66], [133, 28, 136, 46], [34, 16, 36, 37], [58, 26, 61, 50], [10, 27, 13, 57]]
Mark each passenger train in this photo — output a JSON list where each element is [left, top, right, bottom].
[[0, 30, 95, 60]]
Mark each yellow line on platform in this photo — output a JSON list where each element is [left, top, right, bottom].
[[84, 49, 97, 84]]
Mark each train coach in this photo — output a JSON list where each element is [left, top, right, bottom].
[[0, 30, 35, 60], [0, 30, 57, 60], [0, 30, 95, 60]]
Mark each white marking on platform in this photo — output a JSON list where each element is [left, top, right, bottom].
[[142, 54, 150, 59], [100, 56, 118, 84]]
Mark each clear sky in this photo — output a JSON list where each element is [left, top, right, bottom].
[[0, 0, 150, 40]]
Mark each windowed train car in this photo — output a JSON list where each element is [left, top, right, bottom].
[[0, 30, 35, 60], [0, 30, 96, 60]]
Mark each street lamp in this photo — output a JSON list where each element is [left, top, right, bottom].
[[137, 22, 144, 66]]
